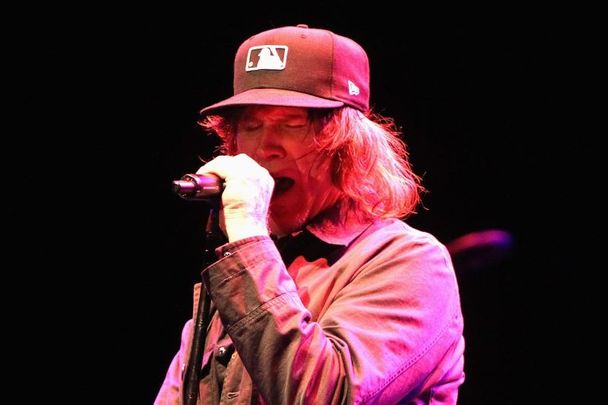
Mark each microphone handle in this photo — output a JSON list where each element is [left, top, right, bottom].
[[172, 174, 224, 200]]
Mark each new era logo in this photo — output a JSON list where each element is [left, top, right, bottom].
[[348, 80, 360, 96], [246, 45, 288, 71]]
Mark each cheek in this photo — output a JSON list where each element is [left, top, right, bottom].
[[296, 155, 334, 190], [235, 136, 253, 154], [311, 156, 334, 181]]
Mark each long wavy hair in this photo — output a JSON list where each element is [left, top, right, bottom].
[[199, 106, 424, 220]]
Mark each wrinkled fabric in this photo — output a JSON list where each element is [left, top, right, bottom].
[[155, 218, 465, 404]]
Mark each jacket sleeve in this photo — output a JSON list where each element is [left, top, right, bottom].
[[154, 319, 193, 405], [203, 232, 464, 404]]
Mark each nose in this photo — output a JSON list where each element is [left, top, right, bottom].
[[255, 127, 286, 161]]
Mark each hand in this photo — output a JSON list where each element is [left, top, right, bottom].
[[196, 154, 274, 242]]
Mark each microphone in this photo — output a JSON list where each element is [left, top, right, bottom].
[[172, 174, 224, 200]]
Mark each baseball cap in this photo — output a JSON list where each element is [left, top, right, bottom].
[[200, 24, 370, 114]]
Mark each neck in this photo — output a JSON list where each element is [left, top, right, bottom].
[[306, 204, 372, 246]]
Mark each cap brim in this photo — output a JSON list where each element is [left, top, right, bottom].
[[200, 88, 344, 115]]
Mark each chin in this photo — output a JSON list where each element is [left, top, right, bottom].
[[269, 205, 309, 237], [269, 214, 302, 237], [269, 188, 314, 235]]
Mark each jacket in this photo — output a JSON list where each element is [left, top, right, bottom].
[[155, 218, 465, 404]]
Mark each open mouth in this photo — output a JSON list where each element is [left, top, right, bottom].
[[273, 176, 295, 196]]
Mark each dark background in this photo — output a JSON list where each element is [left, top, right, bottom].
[[9, 4, 581, 404]]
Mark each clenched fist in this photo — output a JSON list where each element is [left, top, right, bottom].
[[196, 154, 274, 242]]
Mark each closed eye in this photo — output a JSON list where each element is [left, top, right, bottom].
[[284, 123, 306, 128], [239, 121, 262, 131]]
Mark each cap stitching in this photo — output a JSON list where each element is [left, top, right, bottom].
[[328, 30, 336, 101]]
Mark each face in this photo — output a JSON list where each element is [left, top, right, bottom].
[[236, 106, 340, 236]]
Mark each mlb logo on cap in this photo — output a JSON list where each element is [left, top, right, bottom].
[[246, 46, 288, 71]]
